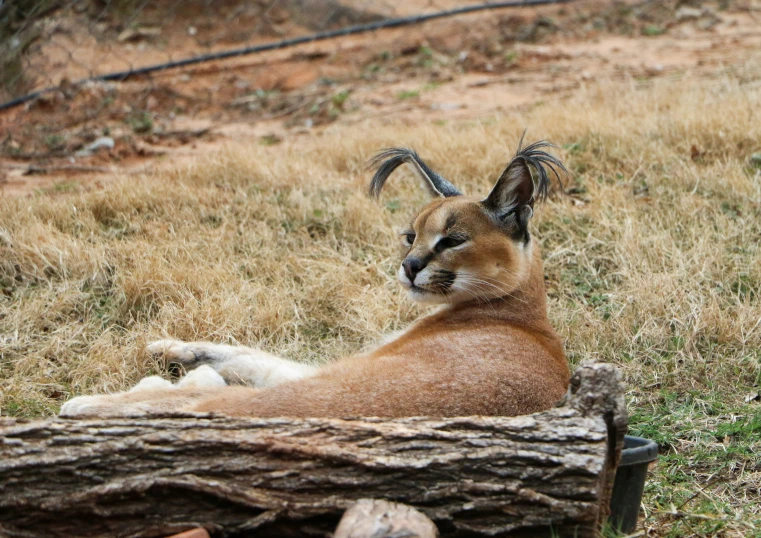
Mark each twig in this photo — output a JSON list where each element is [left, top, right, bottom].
[[23, 164, 112, 175], [467, 75, 530, 88], [262, 96, 330, 120], [674, 476, 726, 511], [655, 510, 758, 530], [157, 128, 211, 139]]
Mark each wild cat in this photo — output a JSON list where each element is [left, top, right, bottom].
[[60, 140, 570, 418]]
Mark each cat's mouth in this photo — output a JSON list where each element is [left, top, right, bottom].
[[406, 274, 455, 296], [409, 284, 433, 294]]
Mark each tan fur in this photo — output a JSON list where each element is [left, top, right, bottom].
[[60, 149, 570, 419], [408, 197, 531, 303]]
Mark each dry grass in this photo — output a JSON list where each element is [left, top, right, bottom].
[[1, 64, 760, 535]]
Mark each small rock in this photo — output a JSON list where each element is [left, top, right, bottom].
[[75, 136, 115, 157], [118, 26, 161, 42], [697, 16, 720, 31], [701, 6, 717, 16], [335, 499, 438, 538], [430, 103, 462, 111], [745, 391, 760, 403], [675, 6, 702, 21], [87, 137, 115, 151]]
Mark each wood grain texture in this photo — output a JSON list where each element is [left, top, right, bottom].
[[165, 529, 211, 538], [0, 363, 626, 538]]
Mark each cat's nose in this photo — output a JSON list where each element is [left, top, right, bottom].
[[402, 257, 426, 283]]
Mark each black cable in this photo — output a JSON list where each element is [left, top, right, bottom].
[[0, 0, 571, 112]]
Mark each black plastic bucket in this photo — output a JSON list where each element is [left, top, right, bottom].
[[608, 435, 659, 533]]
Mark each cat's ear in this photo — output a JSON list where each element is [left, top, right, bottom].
[[368, 148, 461, 199], [482, 138, 566, 219]]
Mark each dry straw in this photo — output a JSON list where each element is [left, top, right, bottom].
[[1, 62, 760, 534]]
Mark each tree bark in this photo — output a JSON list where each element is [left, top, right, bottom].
[[0, 362, 627, 538]]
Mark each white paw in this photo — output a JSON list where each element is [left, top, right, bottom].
[[176, 364, 227, 389], [59, 395, 108, 417], [129, 375, 175, 393], [146, 339, 195, 362]]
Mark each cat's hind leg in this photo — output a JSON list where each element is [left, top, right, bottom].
[[60, 365, 228, 418]]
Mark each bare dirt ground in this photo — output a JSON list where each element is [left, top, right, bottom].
[[2, 0, 760, 195]]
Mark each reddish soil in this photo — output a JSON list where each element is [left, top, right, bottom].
[[1, 0, 760, 195]]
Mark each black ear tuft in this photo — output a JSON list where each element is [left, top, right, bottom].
[[367, 148, 462, 199], [482, 137, 567, 218]]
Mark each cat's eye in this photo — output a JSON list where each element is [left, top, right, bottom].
[[435, 236, 467, 252], [403, 232, 416, 245]]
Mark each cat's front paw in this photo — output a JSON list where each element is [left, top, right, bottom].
[[129, 375, 174, 392], [146, 339, 198, 364], [176, 365, 227, 389]]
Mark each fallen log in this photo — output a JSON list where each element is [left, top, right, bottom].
[[0, 362, 627, 537]]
